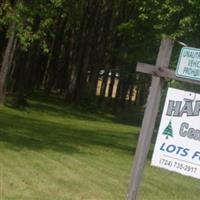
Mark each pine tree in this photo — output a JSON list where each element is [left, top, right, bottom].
[[163, 120, 173, 139]]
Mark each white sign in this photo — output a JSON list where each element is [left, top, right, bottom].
[[151, 87, 200, 179], [176, 47, 200, 81]]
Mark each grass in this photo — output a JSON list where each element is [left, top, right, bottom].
[[0, 99, 199, 200]]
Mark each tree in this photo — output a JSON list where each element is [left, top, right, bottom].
[[0, 1, 17, 104], [1, 0, 200, 108], [163, 120, 173, 139]]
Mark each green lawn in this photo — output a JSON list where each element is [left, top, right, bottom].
[[0, 100, 199, 200]]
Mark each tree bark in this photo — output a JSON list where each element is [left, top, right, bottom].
[[108, 73, 115, 98], [0, 22, 16, 103], [73, 0, 100, 103], [0, 29, 7, 66], [43, 12, 66, 93]]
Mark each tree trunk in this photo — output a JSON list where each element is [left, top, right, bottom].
[[120, 78, 130, 109], [128, 84, 134, 102], [112, 77, 122, 112], [100, 65, 110, 97], [0, 22, 16, 103], [73, 0, 100, 103], [43, 13, 66, 93], [88, 65, 99, 97], [108, 73, 115, 98], [0, 29, 7, 66]]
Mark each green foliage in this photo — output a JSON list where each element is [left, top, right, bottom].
[[50, 0, 65, 8], [0, 2, 12, 29], [2, 0, 200, 106]]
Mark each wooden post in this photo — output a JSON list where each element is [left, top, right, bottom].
[[127, 38, 174, 200]]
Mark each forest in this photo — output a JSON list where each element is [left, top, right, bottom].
[[1, 0, 200, 110], [2, 1, 200, 199]]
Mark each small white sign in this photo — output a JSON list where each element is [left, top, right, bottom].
[[176, 47, 200, 81], [151, 87, 200, 179]]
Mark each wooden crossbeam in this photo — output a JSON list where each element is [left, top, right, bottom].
[[136, 62, 200, 86]]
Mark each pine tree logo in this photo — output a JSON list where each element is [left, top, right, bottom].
[[163, 120, 173, 139]]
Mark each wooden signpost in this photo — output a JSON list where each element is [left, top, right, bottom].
[[127, 38, 200, 200]]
